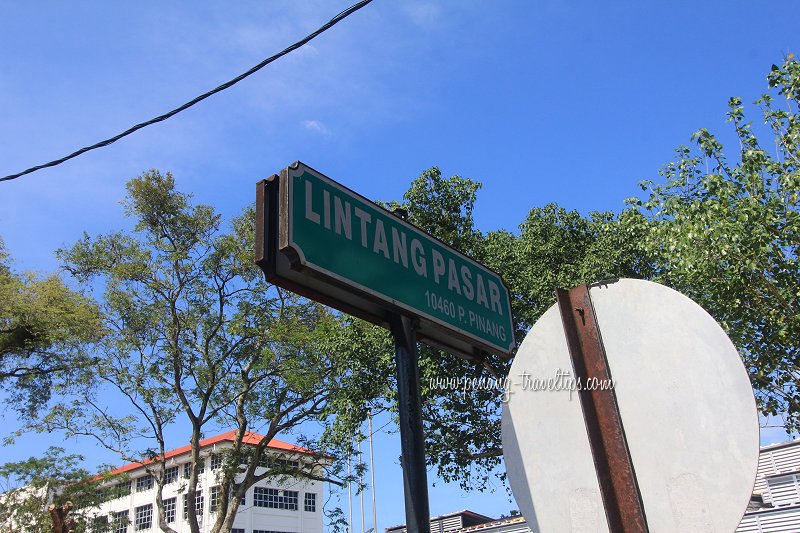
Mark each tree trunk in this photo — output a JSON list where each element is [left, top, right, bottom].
[[49, 501, 73, 533]]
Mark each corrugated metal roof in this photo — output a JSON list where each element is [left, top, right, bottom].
[[758, 439, 800, 453], [386, 510, 496, 532]]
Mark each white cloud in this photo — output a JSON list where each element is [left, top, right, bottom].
[[302, 119, 330, 136]]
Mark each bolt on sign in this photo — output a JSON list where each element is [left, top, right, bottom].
[[255, 161, 515, 360]]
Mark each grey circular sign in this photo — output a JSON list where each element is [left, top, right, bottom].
[[502, 279, 759, 532]]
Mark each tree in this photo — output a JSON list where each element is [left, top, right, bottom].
[[0, 238, 101, 418], [0, 447, 117, 533], [388, 59, 800, 493], [409, 58, 800, 492], [29, 170, 387, 533], [377, 167, 652, 491], [10, 166, 651, 515], [483, 204, 653, 330], [629, 57, 800, 432]]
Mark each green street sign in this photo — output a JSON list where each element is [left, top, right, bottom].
[[256, 161, 515, 359]]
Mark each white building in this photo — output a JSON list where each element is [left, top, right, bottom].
[[91, 430, 325, 533], [737, 438, 800, 532]]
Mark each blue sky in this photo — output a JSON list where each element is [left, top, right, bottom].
[[1, 0, 797, 528]]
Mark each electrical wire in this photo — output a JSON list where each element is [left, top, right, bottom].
[[0, 0, 374, 184]]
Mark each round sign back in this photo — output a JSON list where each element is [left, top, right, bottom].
[[502, 278, 759, 532]]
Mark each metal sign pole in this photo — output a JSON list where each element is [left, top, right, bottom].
[[389, 314, 431, 533], [556, 285, 649, 533]]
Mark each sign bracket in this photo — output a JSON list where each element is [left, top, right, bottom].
[[556, 285, 649, 533]]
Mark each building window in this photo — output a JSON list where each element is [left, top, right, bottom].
[[254, 530, 297, 533], [135, 474, 153, 492], [164, 466, 179, 484], [183, 460, 204, 479], [92, 515, 109, 533], [253, 487, 298, 510], [767, 473, 800, 506], [232, 530, 245, 533], [258, 455, 300, 471], [110, 481, 131, 500], [304, 492, 316, 512], [134, 504, 152, 531], [210, 485, 220, 512], [253, 486, 271, 507], [211, 453, 223, 470], [112, 510, 128, 533], [163, 497, 176, 524], [183, 491, 204, 520]]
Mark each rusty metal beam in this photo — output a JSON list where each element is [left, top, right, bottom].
[[556, 285, 649, 533]]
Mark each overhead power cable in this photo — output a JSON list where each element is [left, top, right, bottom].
[[1, 0, 374, 183]]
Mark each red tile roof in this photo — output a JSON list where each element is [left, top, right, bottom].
[[109, 430, 316, 475]]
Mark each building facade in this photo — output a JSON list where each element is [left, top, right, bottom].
[[737, 438, 800, 532], [385, 510, 495, 533], [91, 430, 324, 533]]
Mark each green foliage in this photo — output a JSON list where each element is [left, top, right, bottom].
[[486, 205, 653, 333], [0, 238, 101, 417], [630, 58, 800, 432], [401, 167, 483, 254], [380, 167, 651, 491], [37, 170, 386, 533], [0, 448, 115, 533]]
